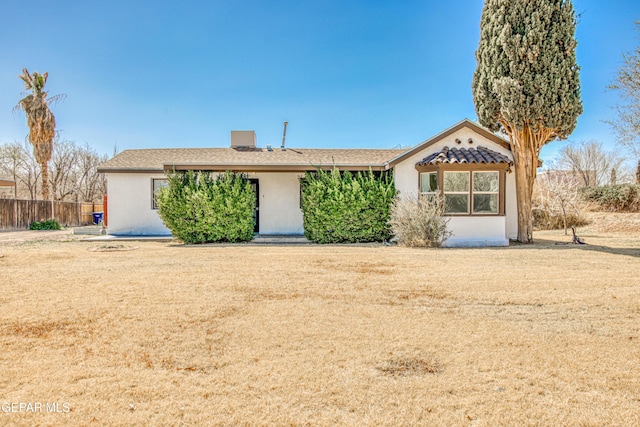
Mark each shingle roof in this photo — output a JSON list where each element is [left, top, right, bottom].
[[416, 146, 512, 166], [98, 147, 407, 172]]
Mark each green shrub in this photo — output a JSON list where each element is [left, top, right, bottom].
[[389, 195, 451, 247], [156, 170, 255, 243], [301, 169, 396, 243], [580, 184, 640, 212], [29, 219, 61, 230]]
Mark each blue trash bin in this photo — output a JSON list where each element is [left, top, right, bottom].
[[92, 212, 104, 225]]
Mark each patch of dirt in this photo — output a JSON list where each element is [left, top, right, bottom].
[[88, 244, 139, 252], [384, 287, 450, 306], [377, 355, 442, 377], [3, 319, 78, 339]]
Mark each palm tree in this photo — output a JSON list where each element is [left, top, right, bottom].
[[15, 68, 63, 200]]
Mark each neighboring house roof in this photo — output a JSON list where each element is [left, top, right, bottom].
[[0, 178, 16, 187], [98, 147, 406, 173], [416, 146, 513, 166], [97, 119, 511, 173]]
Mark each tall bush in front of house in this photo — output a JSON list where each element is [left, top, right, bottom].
[[300, 169, 396, 243], [156, 170, 255, 243]]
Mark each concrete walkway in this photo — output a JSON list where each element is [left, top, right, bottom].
[[251, 234, 310, 244], [84, 233, 310, 244], [0, 228, 310, 245]]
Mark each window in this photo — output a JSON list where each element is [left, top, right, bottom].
[[439, 170, 501, 215], [417, 160, 506, 215], [472, 171, 499, 214], [420, 172, 438, 196], [152, 178, 168, 209], [443, 171, 470, 214]]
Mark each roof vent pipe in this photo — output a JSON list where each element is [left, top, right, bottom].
[[281, 121, 288, 150]]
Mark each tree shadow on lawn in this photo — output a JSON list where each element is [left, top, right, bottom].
[[507, 237, 640, 259]]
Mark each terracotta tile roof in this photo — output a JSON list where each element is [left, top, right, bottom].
[[415, 145, 512, 166], [98, 147, 407, 172]]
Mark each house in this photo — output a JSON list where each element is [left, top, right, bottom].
[[0, 178, 16, 199], [97, 119, 517, 246]]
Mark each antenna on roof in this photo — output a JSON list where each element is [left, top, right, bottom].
[[281, 121, 288, 150]]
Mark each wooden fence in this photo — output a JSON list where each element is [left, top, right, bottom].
[[0, 199, 104, 231]]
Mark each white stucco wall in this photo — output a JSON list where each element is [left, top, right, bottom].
[[106, 171, 304, 236], [252, 172, 304, 234], [442, 217, 508, 247], [106, 173, 171, 235], [392, 126, 517, 245], [504, 168, 517, 239]]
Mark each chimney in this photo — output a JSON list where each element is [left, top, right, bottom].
[[230, 130, 256, 148], [281, 121, 288, 150]]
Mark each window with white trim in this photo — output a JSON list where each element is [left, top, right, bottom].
[[419, 172, 438, 196], [443, 171, 470, 214], [152, 178, 168, 210], [472, 171, 499, 214]]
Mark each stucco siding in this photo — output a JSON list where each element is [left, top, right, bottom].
[[253, 172, 304, 234], [442, 216, 508, 247], [106, 173, 171, 235], [106, 171, 304, 236], [505, 171, 517, 239]]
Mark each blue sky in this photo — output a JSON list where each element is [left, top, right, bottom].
[[1, 0, 638, 164]]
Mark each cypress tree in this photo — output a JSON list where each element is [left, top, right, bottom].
[[472, 0, 582, 243]]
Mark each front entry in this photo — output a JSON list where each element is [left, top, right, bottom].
[[249, 179, 259, 233]]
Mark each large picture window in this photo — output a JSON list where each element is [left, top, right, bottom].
[[152, 178, 168, 210]]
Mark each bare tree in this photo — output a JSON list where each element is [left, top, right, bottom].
[[0, 140, 107, 202], [606, 22, 640, 182], [534, 169, 583, 235], [557, 140, 624, 186], [50, 139, 80, 201], [75, 142, 107, 202], [0, 142, 23, 199], [0, 140, 41, 199]]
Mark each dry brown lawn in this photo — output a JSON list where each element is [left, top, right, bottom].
[[0, 226, 639, 426]]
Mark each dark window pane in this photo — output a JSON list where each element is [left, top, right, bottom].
[[445, 194, 469, 213], [473, 194, 498, 213], [152, 179, 168, 209]]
